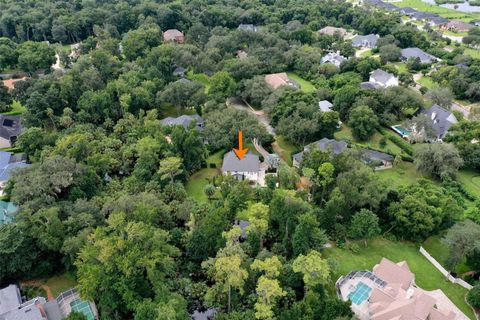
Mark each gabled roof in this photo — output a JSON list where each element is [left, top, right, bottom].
[[318, 26, 347, 37], [321, 51, 347, 66], [362, 149, 394, 162], [0, 151, 30, 183], [293, 138, 347, 164], [221, 151, 260, 173], [361, 81, 382, 90], [370, 69, 396, 85], [264, 73, 298, 90], [399, 7, 418, 15], [428, 16, 449, 25], [319, 100, 333, 112], [160, 114, 204, 130], [401, 48, 438, 64], [0, 285, 22, 315], [373, 258, 414, 290], [445, 20, 474, 30], [352, 34, 379, 47], [0, 115, 22, 141], [163, 29, 184, 41], [238, 24, 258, 32], [420, 104, 457, 139]]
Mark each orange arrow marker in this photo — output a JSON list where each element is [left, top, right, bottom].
[[233, 130, 248, 160]]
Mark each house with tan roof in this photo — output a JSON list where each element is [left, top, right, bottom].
[[163, 29, 184, 43], [264, 73, 299, 90], [336, 258, 468, 320], [318, 26, 347, 38], [441, 20, 473, 33], [2, 77, 28, 91]]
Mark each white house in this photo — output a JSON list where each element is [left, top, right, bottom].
[[221, 151, 263, 184], [321, 51, 346, 68], [369, 69, 398, 87]]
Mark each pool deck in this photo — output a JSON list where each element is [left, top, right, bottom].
[[338, 277, 376, 320]]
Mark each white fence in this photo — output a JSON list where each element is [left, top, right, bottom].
[[419, 246, 473, 290]]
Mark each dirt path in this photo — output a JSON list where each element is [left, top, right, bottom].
[[227, 98, 276, 136], [21, 280, 55, 301]]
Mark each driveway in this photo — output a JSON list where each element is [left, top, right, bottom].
[[227, 98, 276, 136], [451, 102, 470, 119]]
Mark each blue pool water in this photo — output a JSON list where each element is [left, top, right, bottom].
[[348, 282, 372, 305], [392, 125, 412, 137]]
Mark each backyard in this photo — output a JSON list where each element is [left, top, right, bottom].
[[324, 237, 475, 319], [423, 235, 471, 275], [185, 150, 224, 201], [458, 169, 480, 198], [273, 135, 299, 166], [22, 273, 78, 298], [417, 75, 438, 90], [2, 100, 26, 116], [287, 72, 316, 93]]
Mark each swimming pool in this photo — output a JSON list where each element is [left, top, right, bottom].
[[391, 125, 412, 138], [70, 299, 95, 320], [348, 282, 372, 305]]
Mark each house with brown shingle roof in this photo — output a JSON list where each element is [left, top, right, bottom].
[[441, 20, 474, 33], [2, 77, 28, 91], [163, 29, 184, 43], [336, 258, 468, 320], [264, 72, 299, 90]]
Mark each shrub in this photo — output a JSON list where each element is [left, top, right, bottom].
[[209, 163, 216, 168], [467, 286, 480, 309], [346, 243, 360, 253]]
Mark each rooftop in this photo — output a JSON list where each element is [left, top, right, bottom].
[[221, 151, 260, 173], [370, 69, 396, 85], [401, 48, 438, 64], [264, 73, 299, 90], [160, 114, 204, 130], [420, 104, 457, 139]]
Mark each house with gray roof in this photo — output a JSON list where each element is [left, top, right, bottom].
[[369, 69, 398, 87], [238, 24, 258, 32], [0, 151, 30, 195], [173, 66, 185, 77], [352, 34, 379, 48], [321, 51, 347, 68], [221, 151, 263, 184], [0, 115, 23, 148], [160, 114, 204, 131], [293, 138, 394, 169], [401, 48, 438, 64], [398, 7, 418, 16], [319, 100, 333, 112], [0, 284, 47, 320], [420, 104, 458, 140], [361, 149, 394, 168], [293, 138, 348, 167], [360, 81, 382, 90], [427, 16, 449, 27]]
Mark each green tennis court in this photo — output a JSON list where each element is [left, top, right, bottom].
[[70, 299, 95, 320]]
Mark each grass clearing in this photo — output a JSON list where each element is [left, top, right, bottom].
[[396, 0, 480, 21], [274, 135, 299, 166], [287, 72, 316, 93], [391, 62, 408, 74], [463, 47, 480, 59], [423, 235, 471, 275], [187, 71, 211, 93], [457, 169, 480, 198], [376, 161, 428, 187], [159, 103, 197, 118], [334, 125, 404, 156], [417, 76, 438, 89], [2, 100, 27, 116], [43, 273, 78, 297], [186, 168, 220, 202], [324, 237, 474, 319], [186, 151, 224, 202]]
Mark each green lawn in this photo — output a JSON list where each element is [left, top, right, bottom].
[[2, 100, 27, 116], [457, 169, 480, 198], [159, 103, 197, 118], [287, 72, 316, 93], [376, 161, 429, 187], [463, 47, 480, 59], [186, 151, 224, 202], [423, 235, 471, 275], [396, 0, 480, 21], [391, 62, 408, 74], [273, 135, 299, 166], [186, 168, 220, 202], [324, 237, 475, 319], [334, 125, 405, 157], [43, 273, 78, 297], [186, 71, 211, 93], [417, 76, 438, 90], [360, 49, 373, 58]]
